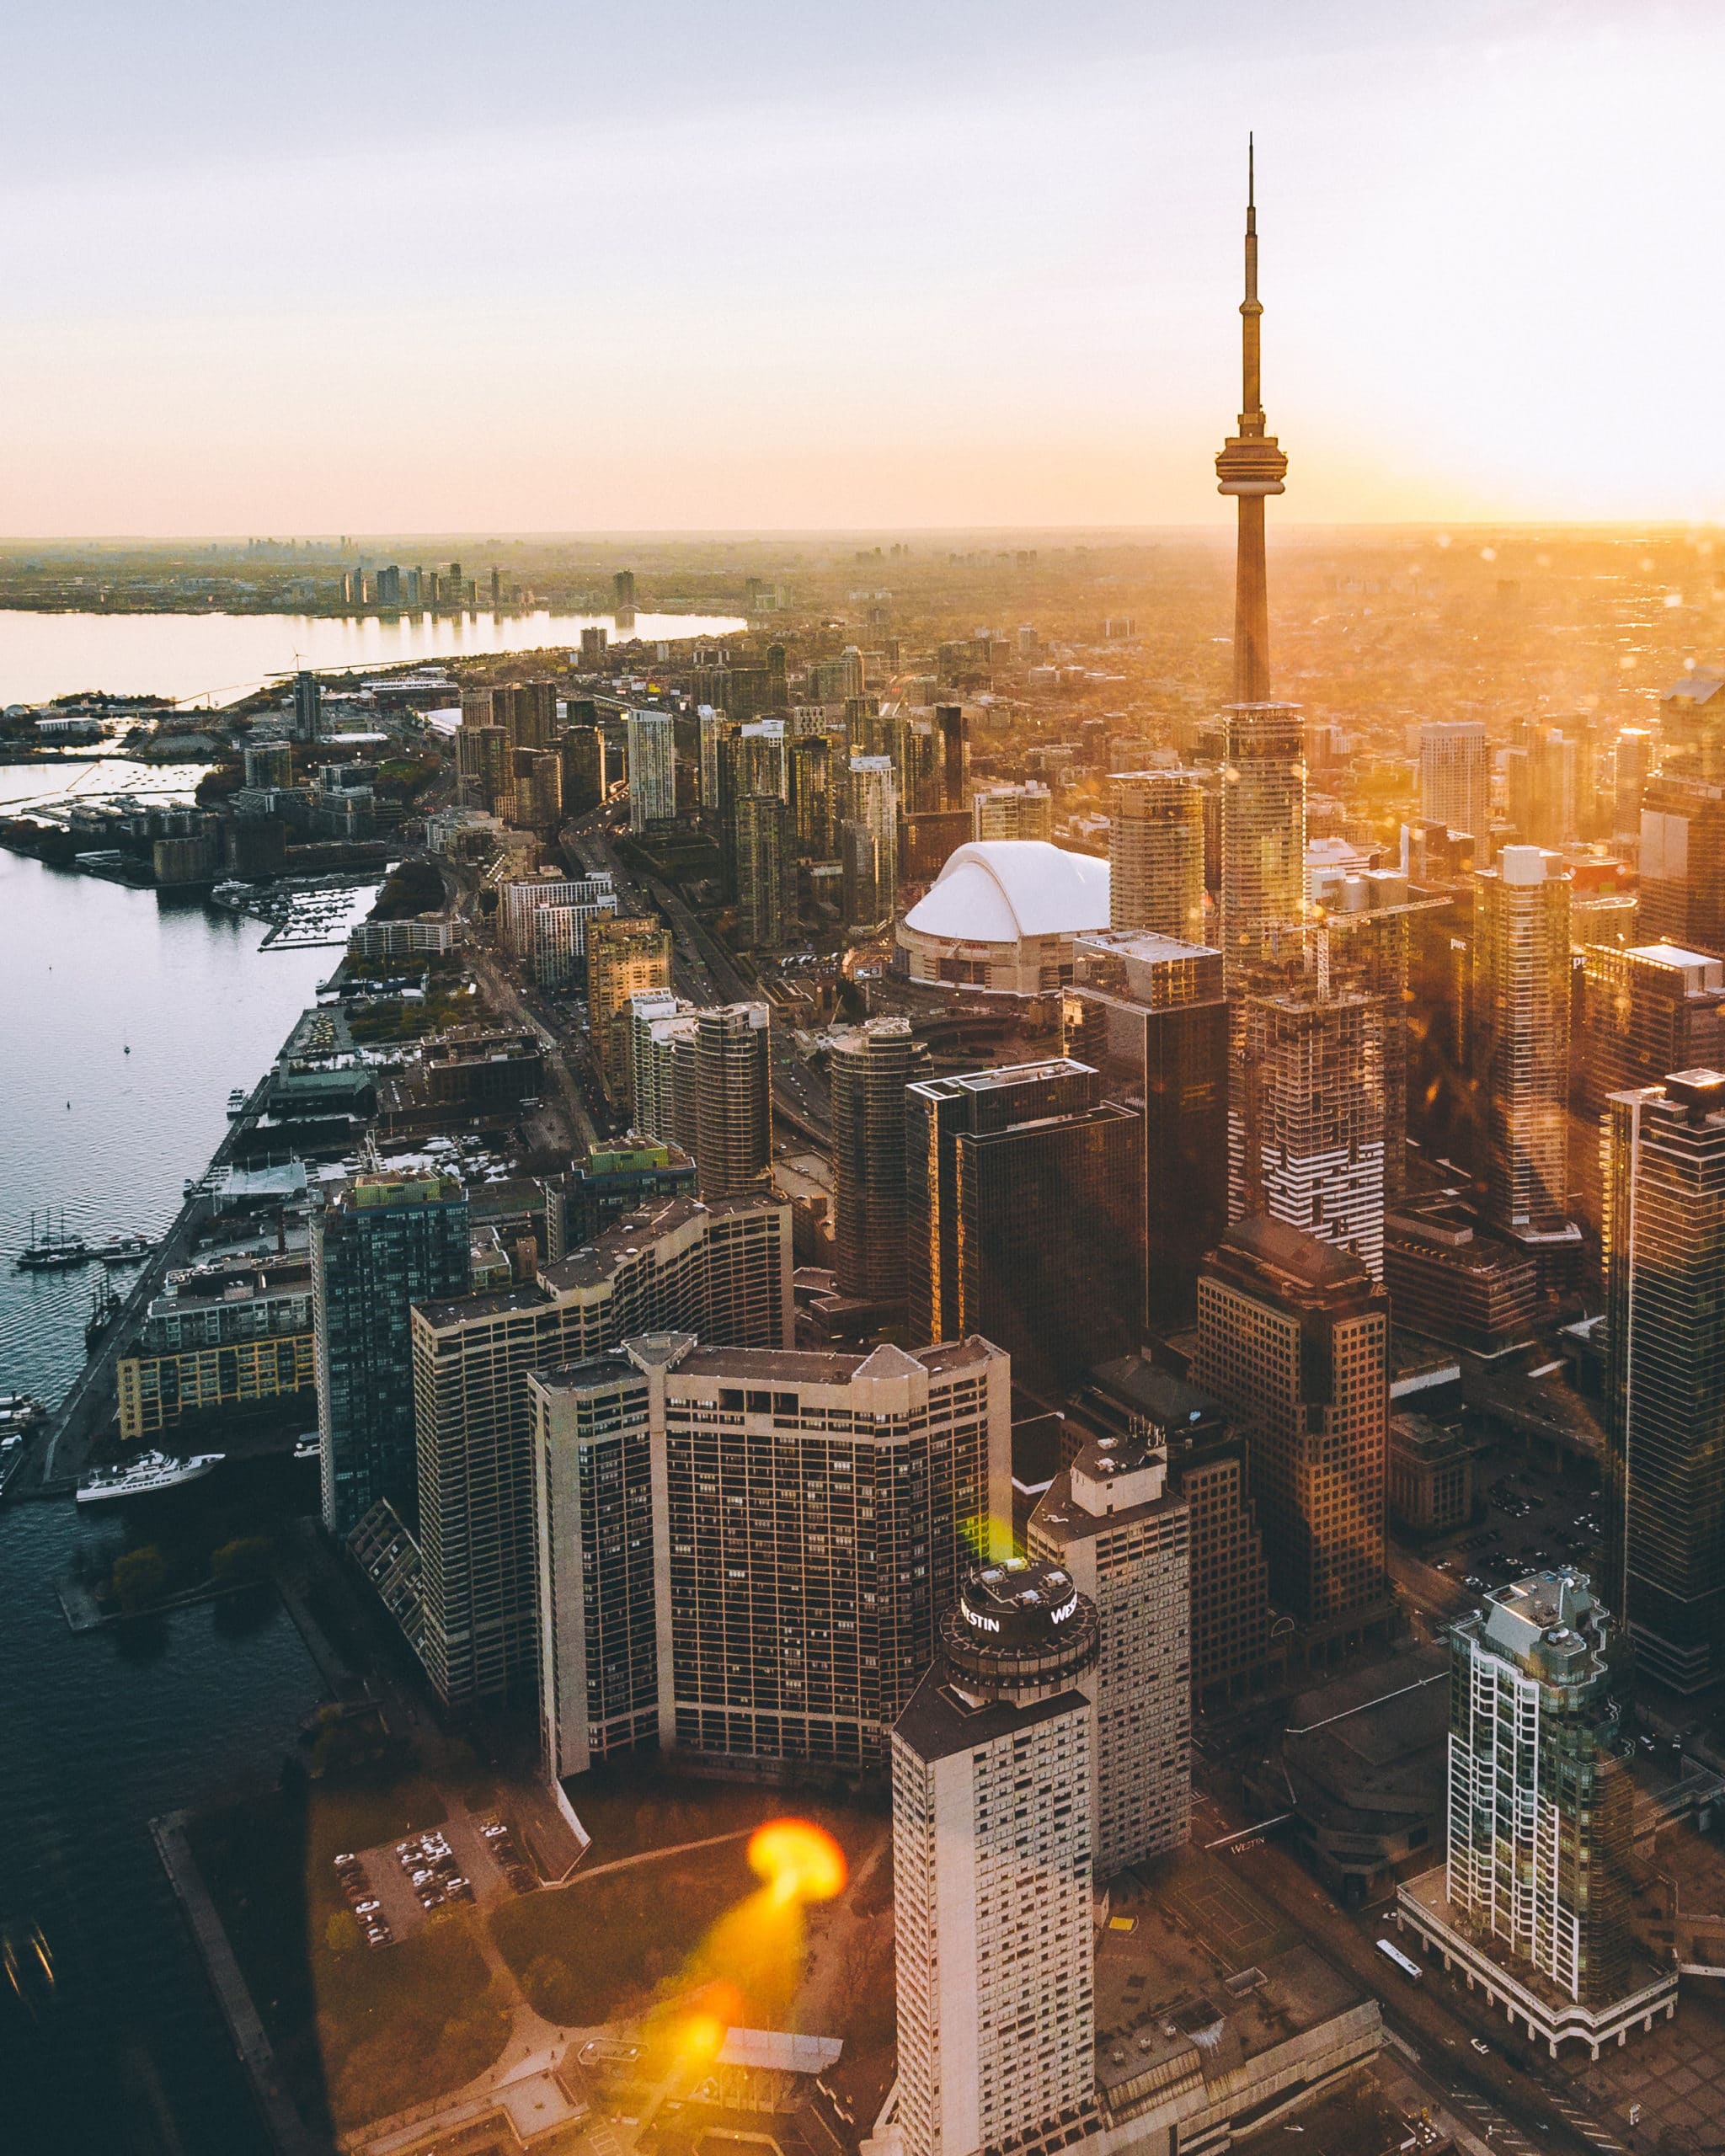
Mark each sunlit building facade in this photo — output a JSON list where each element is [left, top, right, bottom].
[[1419, 720, 1490, 853], [972, 782, 1054, 845], [1108, 771, 1206, 944], [587, 915, 673, 1107], [1473, 846, 1572, 1235], [627, 708, 676, 830], [1028, 1426, 1191, 1872], [1219, 702, 1306, 987], [531, 1334, 1011, 1779], [1229, 978, 1386, 1283], [411, 1195, 793, 1709], [893, 1561, 1101, 2156], [1415, 1572, 1639, 2021]]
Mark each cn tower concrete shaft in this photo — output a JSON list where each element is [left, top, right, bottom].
[[1215, 137, 1288, 706]]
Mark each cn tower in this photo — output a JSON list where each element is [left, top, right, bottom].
[[1215, 136, 1287, 705]]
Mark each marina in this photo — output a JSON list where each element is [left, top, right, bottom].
[[208, 870, 386, 950]]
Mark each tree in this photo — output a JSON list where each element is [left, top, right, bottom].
[[211, 1535, 273, 1585], [522, 1954, 569, 2015], [325, 1910, 360, 1956], [112, 1544, 168, 1614]]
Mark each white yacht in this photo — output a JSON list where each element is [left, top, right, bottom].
[[76, 1452, 223, 1506]]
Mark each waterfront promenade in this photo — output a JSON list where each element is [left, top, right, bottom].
[[153, 1810, 328, 2156]]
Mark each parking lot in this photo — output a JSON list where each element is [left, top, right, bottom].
[[1418, 1437, 1604, 1597], [332, 1806, 537, 1948]]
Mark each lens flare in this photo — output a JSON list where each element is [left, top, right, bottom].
[[746, 1818, 847, 1906], [678, 2010, 727, 2063]]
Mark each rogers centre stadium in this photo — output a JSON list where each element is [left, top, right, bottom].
[[895, 839, 1110, 995]]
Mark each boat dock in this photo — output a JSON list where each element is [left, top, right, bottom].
[[19, 1070, 272, 1497], [152, 1811, 327, 2156]]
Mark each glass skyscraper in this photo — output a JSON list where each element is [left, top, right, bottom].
[[1603, 1069, 1725, 1690], [312, 1170, 471, 1536], [906, 1059, 1142, 1401]]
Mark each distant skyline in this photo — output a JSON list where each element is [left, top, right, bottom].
[[7, 0, 1722, 535]]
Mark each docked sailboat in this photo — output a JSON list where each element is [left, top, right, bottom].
[[17, 1213, 88, 1272], [85, 1275, 122, 1350]]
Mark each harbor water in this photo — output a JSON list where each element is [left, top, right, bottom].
[[0, 851, 340, 2149], [0, 850, 335, 1406]]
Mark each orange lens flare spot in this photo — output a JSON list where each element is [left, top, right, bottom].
[[679, 2011, 728, 2063], [746, 1818, 847, 1904]]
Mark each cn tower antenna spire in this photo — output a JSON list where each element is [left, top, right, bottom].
[[1215, 133, 1287, 705]]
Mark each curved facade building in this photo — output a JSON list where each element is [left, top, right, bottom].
[[896, 838, 1109, 995]]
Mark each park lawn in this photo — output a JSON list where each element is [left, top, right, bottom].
[[303, 1770, 448, 1871], [491, 1837, 755, 2027], [558, 1763, 788, 1865], [317, 1910, 510, 2132]]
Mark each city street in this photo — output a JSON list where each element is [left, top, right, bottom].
[[1188, 1786, 1638, 2156]]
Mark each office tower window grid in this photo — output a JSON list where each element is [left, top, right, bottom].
[[414, 1198, 793, 1710], [1108, 771, 1206, 943], [1196, 1220, 1388, 1628]]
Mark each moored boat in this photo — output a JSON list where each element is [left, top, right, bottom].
[[17, 1212, 88, 1272], [76, 1451, 223, 1506]]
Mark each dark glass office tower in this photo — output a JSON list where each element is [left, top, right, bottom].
[[1066, 931, 1228, 1332], [829, 1017, 931, 1305], [1603, 1069, 1725, 1691], [312, 1170, 471, 1535], [906, 1059, 1143, 1401]]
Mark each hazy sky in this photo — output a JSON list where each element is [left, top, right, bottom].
[[4, 0, 1721, 535]]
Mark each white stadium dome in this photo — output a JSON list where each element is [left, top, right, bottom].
[[897, 840, 1111, 995]]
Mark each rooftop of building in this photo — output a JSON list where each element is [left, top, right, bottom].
[[1461, 1567, 1613, 1681], [1085, 1354, 1226, 1440], [891, 1658, 1088, 1764], [1031, 1433, 1179, 1545], [1074, 928, 1218, 967], [1210, 1213, 1374, 1293], [1624, 943, 1725, 985], [577, 1136, 690, 1175], [1279, 1643, 1450, 1813], [1662, 669, 1725, 707], [1386, 1199, 1538, 1276], [932, 1054, 1092, 1096], [530, 1332, 1002, 1399], [900, 839, 1109, 944], [1092, 1852, 1373, 2114], [414, 1193, 783, 1326], [329, 1167, 466, 1211], [1389, 1411, 1476, 1465], [147, 1254, 314, 1319]]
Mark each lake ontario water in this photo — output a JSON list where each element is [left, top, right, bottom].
[[0, 605, 747, 709]]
